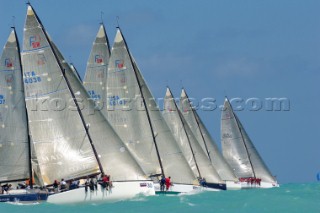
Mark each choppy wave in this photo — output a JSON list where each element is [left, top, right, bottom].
[[0, 183, 319, 213]]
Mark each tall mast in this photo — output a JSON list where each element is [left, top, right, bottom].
[[118, 28, 165, 177], [168, 88, 202, 178], [14, 27, 33, 189], [28, 3, 105, 176], [226, 98, 256, 178], [183, 89, 212, 162]]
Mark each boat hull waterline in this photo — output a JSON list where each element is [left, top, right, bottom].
[[47, 181, 155, 204]]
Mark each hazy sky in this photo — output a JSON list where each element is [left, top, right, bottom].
[[0, 0, 319, 184]]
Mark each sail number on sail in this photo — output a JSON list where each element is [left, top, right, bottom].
[[88, 90, 101, 100], [24, 71, 42, 84]]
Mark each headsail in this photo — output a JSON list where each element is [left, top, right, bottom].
[[0, 29, 30, 183], [52, 38, 146, 182], [180, 88, 237, 181], [221, 98, 276, 183], [163, 88, 223, 184], [83, 24, 110, 106], [106, 29, 196, 184]]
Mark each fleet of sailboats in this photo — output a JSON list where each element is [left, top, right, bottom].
[[104, 28, 198, 193], [0, 3, 278, 204], [163, 87, 225, 191], [179, 89, 241, 189]]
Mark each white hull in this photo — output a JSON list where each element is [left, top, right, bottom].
[[226, 181, 242, 190], [240, 181, 279, 189], [47, 180, 155, 204], [154, 182, 200, 194]]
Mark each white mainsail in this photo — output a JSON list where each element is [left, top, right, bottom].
[[180, 88, 237, 181], [221, 98, 277, 184], [21, 5, 147, 185], [163, 88, 223, 186], [106, 29, 196, 185], [0, 29, 30, 183], [83, 24, 110, 105]]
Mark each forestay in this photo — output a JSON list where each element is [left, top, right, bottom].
[[180, 89, 237, 181], [0, 29, 30, 182], [221, 98, 276, 183]]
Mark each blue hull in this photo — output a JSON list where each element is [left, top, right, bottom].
[[0, 193, 48, 202]]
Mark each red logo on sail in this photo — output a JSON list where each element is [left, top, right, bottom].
[[5, 74, 14, 86], [29, 35, 41, 48], [37, 54, 46, 65], [4, 58, 13, 68], [115, 60, 124, 69], [95, 55, 103, 64]]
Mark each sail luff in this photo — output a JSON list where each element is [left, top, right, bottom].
[[106, 29, 196, 184], [13, 27, 34, 188], [0, 29, 30, 183], [182, 89, 212, 161], [35, 7, 105, 176], [165, 87, 202, 178], [119, 28, 165, 176]]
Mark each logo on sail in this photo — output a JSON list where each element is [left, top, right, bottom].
[[115, 59, 125, 71], [4, 58, 13, 68], [95, 55, 103, 64], [29, 35, 41, 48], [5, 74, 14, 86], [88, 90, 101, 100], [37, 54, 46, 65], [0, 95, 5, 105]]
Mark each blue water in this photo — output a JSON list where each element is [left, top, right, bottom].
[[0, 183, 319, 213]]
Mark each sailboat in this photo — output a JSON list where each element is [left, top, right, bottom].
[[105, 28, 198, 193], [83, 23, 110, 105], [221, 98, 279, 188], [21, 4, 154, 204], [0, 28, 48, 202], [163, 87, 226, 191], [180, 89, 241, 189]]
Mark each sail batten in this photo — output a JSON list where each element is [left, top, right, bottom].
[[221, 98, 276, 183]]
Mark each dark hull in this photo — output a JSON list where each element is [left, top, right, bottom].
[[0, 193, 48, 202], [206, 183, 227, 190]]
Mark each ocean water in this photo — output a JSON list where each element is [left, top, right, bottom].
[[0, 183, 319, 213]]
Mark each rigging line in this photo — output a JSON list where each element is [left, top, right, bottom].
[[13, 28, 34, 189], [29, 4, 105, 176], [12, 16, 15, 28], [116, 16, 120, 28], [100, 11, 104, 24], [184, 89, 212, 162], [227, 99, 256, 178], [119, 29, 165, 177], [169, 87, 202, 179]]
